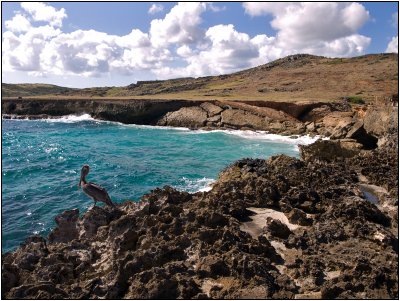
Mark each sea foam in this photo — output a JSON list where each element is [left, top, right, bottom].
[[7, 113, 325, 147]]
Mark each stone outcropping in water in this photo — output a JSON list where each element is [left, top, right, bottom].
[[2, 135, 398, 299]]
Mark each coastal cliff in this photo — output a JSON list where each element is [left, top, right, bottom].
[[2, 97, 395, 148], [2, 131, 398, 299]]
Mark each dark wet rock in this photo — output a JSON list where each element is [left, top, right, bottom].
[[266, 219, 292, 239], [2, 143, 398, 299], [286, 208, 312, 226]]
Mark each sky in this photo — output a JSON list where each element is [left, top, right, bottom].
[[2, 1, 398, 88]]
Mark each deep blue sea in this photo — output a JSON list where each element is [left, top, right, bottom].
[[2, 115, 316, 253]]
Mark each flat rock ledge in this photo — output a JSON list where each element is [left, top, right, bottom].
[[2, 136, 398, 299]]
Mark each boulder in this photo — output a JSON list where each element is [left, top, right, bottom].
[[157, 106, 208, 128], [299, 139, 362, 162], [221, 109, 268, 130], [48, 209, 79, 244], [363, 106, 398, 138], [346, 119, 378, 149], [318, 111, 354, 139], [265, 219, 292, 239], [286, 208, 312, 226], [200, 102, 223, 117]]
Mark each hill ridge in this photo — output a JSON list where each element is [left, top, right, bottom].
[[2, 53, 398, 103]]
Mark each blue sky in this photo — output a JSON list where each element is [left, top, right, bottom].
[[2, 2, 398, 88]]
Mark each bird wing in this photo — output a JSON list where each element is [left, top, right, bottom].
[[82, 182, 114, 206], [87, 182, 108, 193]]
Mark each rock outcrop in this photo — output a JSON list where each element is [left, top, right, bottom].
[[2, 145, 398, 299], [3, 97, 395, 145], [1, 98, 200, 125]]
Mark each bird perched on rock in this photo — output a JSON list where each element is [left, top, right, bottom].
[[78, 164, 115, 207]]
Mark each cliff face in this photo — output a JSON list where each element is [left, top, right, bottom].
[[1, 98, 200, 125], [2, 135, 398, 299], [3, 97, 396, 149]]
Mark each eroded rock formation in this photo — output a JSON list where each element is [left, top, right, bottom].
[[2, 139, 398, 299]]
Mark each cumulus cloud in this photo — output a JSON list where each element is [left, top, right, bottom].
[[243, 2, 371, 56], [156, 25, 277, 79], [21, 2, 67, 27], [150, 2, 206, 47], [5, 14, 31, 33], [386, 36, 398, 53], [148, 3, 163, 15], [3, 2, 375, 82], [3, 25, 61, 73]]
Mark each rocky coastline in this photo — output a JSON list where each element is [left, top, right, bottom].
[[1, 98, 398, 299], [2, 97, 396, 146]]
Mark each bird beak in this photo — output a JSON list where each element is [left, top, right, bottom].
[[78, 173, 83, 187]]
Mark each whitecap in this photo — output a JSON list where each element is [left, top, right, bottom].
[[42, 113, 96, 123], [175, 177, 215, 193], [194, 129, 325, 145], [6, 113, 327, 147]]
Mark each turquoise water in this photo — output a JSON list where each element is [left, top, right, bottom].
[[2, 116, 307, 253]]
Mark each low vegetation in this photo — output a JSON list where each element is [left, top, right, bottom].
[[344, 96, 366, 105], [2, 53, 398, 104]]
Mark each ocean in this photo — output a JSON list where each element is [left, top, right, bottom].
[[2, 115, 317, 253]]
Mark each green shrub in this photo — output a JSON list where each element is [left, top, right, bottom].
[[345, 96, 365, 104]]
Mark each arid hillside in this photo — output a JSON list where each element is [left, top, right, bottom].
[[2, 53, 398, 103]]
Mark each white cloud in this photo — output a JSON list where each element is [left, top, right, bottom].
[[391, 12, 398, 28], [176, 45, 193, 58], [156, 25, 273, 79], [5, 14, 31, 33], [3, 2, 374, 84], [3, 26, 61, 72], [21, 2, 67, 27], [243, 2, 290, 16], [150, 2, 207, 47], [208, 3, 226, 12], [243, 2, 370, 57], [386, 36, 398, 53], [148, 3, 164, 15]]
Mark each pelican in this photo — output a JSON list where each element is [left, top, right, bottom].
[[78, 165, 115, 207]]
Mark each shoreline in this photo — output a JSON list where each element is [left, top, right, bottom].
[[2, 112, 324, 147], [2, 100, 398, 299]]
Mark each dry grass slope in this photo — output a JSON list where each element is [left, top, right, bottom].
[[2, 53, 398, 104]]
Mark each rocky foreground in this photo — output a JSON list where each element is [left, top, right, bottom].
[[2, 128, 398, 299]]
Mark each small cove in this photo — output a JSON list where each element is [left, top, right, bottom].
[[2, 116, 318, 253]]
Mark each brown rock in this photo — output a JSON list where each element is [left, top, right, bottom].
[[318, 111, 354, 138], [48, 209, 79, 244], [286, 208, 312, 226], [200, 102, 224, 117], [221, 109, 268, 130], [158, 106, 208, 128], [266, 219, 292, 239], [363, 106, 398, 137], [299, 139, 362, 162]]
